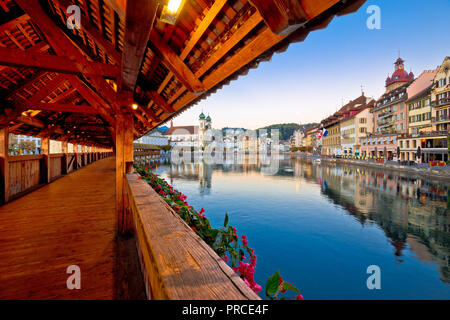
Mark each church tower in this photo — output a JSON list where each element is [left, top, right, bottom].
[[199, 112, 206, 149], [385, 57, 414, 92]]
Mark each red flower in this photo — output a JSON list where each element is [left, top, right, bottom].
[[191, 227, 196, 231], [296, 294, 304, 300]]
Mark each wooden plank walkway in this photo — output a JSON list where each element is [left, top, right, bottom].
[[0, 157, 145, 300]]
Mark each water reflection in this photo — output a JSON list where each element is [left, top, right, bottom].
[[307, 160, 450, 283], [147, 155, 450, 288]]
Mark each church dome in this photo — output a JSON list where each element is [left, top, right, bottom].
[[206, 115, 211, 121], [199, 112, 206, 119]]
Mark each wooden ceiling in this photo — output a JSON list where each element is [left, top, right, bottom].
[[0, 0, 366, 147]]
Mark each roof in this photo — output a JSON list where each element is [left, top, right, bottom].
[[0, 0, 367, 147], [164, 126, 198, 135], [406, 69, 439, 102], [322, 94, 373, 127], [386, 57, 414, 87]]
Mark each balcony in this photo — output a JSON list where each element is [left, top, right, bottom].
[[378, 110, 394, 119], [433, 98, 450, 108], [433, 116, 450, 123]]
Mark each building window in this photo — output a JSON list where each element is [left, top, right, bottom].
[[441, 78, 447, 87]]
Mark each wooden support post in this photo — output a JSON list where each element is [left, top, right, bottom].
[[116, 109, 134, 235], [73, 144, 78, 170], [40, 137, 50, 184], [0, 128, 9, 204], [61, 141, 68, 175]]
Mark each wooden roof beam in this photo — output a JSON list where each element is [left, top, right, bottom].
[[16, 0, 120, 113], [148, 90, 175, 114], [120, 0, 159, 92], [249, 0, 340, 35], [67, 75, 116, 128], [24, 103, 99, 114], [28, 74, 68, 104], [55, 0, 122, 63], [149, 29, 204, 93], [154, 0, 227, 94], [0, 47, 119, 79]]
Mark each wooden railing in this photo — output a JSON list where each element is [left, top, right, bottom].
[[124, 173, 260, 300], [1, 151, 113, 204], [7, 155, 42, 199]]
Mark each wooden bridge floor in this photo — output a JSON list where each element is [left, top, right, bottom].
[[0, 157, 145, 299]]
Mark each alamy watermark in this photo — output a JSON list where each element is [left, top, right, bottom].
[[366, 265, 381, 290], [366, 5, 381, 30], [66, 265, 81, 290], [170, 128, 281, 175], [66, 5, 81, 30]]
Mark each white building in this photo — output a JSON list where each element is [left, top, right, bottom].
[[135, 130, 169, 146], [291, 130, 305, 147], [165, 113, 212, 148]]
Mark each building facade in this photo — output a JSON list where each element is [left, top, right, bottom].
[[135, 130, 169, 146], [398, 134, 448, 162], [321, 94, 373, 156], [431, 56, 450, 132], [372, 58, 414, 135], [164, 113, 212, 148], [406, 69, 438, 136]]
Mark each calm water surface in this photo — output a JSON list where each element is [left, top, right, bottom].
[[150, 155, 450, 299]]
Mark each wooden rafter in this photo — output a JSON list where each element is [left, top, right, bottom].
[[54, 0, 122, 63], [120, 0, 158, 92], [0, 47, 119, 78], [24, 103, 99, 114], [148, 90, 175, 114], [15, 0, 120, 113], [149, 29, 204, 93]]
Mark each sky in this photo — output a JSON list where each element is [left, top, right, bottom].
[[170, 0, 450, 130]]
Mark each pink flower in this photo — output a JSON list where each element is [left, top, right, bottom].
[[221, 255, 229, 263], [138, 176, 141, 179], [252, 283, 262, 294], [296, 294, 304, 300], [243, 239, 248, 246]]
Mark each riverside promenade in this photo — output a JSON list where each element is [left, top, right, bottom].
[[294, 154, 450, 180]]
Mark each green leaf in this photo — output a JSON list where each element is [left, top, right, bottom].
[[265, 270, 280, 296], [224, 213, 229, 227], [281, 282, 299, 294]]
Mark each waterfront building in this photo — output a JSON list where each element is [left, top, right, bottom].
[[341, 100, 375, 156], [372, 57, 414, 135], [322, 94, 372, 156], [135, 130, 169, 146], [291, 130, 305, 147], [397, 133, 448, 162], [304, 126, 319, 152], [431, 56, 450, 132], [360, 133, 398, 159], [164, 113, 212, 148], [321, 120, 340, 156], [407, 69, 438, 136]]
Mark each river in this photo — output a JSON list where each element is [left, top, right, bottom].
[[148, 155, 450, 299]]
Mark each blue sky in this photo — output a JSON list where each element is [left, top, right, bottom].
[[172, 0, 450, 129]]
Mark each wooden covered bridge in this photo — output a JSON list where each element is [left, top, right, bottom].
[[0, 0, 365, 299]]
